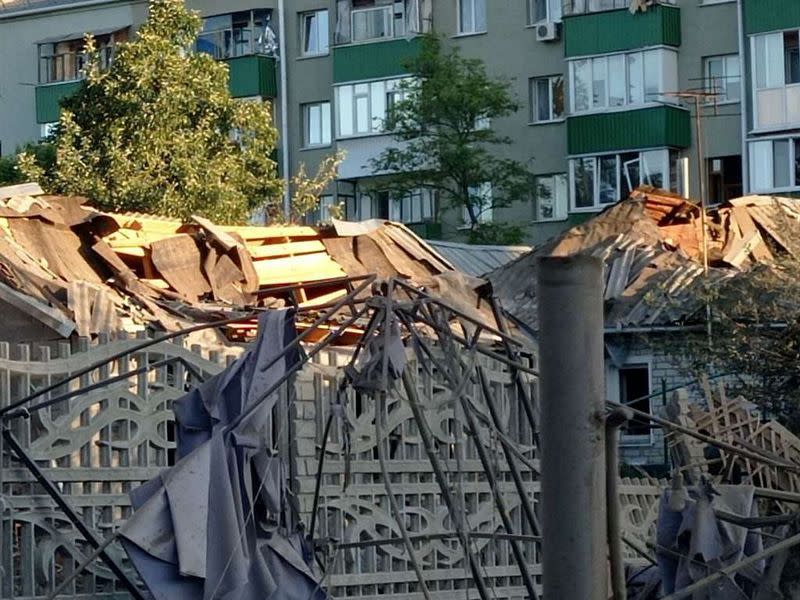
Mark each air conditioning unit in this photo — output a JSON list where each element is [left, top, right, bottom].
[[536, 21, 560, 42]]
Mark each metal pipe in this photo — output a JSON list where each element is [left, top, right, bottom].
[[400, 369, 491, 600], [537, 255, 607, 600], [278, 0, 290, 220], [606, 407, 633, 600]]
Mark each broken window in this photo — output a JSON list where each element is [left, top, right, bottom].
[[196, 10, 276, 60], [707, 155, 743, 204], [570, 149, 680, 211], [530, 75, 564, 122], [37, 28, 127, 84], [533, 173, 568, 222], [528, 0, 562, 24], [619, 364, 651, 440], [301, 9, 329, 56], [352, 5, 393, 41], [463, 183, 493, 224]]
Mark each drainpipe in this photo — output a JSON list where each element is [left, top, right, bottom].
[[537, 255, 607, 600], [737, 0, 749, 193], [278, 0, 290, 220]]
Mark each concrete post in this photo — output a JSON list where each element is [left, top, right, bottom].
[[537, 255, 607, 599]]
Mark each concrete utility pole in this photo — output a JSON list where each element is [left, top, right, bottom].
[[537, 255, 607, 600]]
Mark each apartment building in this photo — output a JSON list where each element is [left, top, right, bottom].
[[0, 0, 777, 245]]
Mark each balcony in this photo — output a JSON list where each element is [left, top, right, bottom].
[[744, 0, 800, 35], [226, 55, 278, 98], [35, 80, 83, 124], [563, 2, 680, 58], [567, 105, 690, 154], [333, 36, 422, 84]]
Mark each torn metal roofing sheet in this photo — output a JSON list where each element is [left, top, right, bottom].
[[427, 240, 531, 277], [488, 187, 798, 332]]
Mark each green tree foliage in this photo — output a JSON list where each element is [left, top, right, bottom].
[[0, 143, 55, 186], [22, 0, 284, 224], [674, 252, 800, 431], [370, 34, 532, 243]]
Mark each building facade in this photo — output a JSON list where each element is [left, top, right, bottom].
[[0, 0, 775, 245]]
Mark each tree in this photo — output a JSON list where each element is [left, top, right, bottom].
[[670, 251, 800, 432], [0, 143, 54, 186], [370, 34, 533, 243], [21, 0, 335, 225]]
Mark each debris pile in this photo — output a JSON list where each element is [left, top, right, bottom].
[[0, 183, 494, 343], [489, 188, 800, 331]]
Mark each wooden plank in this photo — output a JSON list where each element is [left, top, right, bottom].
[[0, 182, 43, 200], [108, 245, 147, 258], [749, 206, 797, 256], [249, 240, 326, 260], [251, 252, 347, 285], [192, 214, 241, 251], [383, 226, 451, 273], [722, 230, 759, 268], [150, 234, 211, 300], [221, 224, 320, 240], [321, 237, 370, 277], [67, 281, 92, 337], [299, 289, 347, 308]]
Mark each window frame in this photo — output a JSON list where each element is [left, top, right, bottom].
[[301, 101, 332, 148], [748, 136, 800, 193], [608, 360, 653, 447], [462, 182, 493, 225], [568, 47, 677, 115], [300, 9, 329, 57], [533, 173, 568, 222], [527, 0, 562, 25], [351, 5, 394, 43], [529, 75, 565, 123], [703, 53, 741, 104], [335, 78, 409, 139], [569, 149, 675, 212], [457, 0, 487, 35]]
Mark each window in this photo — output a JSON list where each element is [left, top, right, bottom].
[[530, 76, 564, 123], [335, 78, 408, 137], [463, 183, 493, 224], [708, 156, 743, 203], [534, 174, 567, 221], [301, 10, 328, 56], [305, 194, 336, 224], [389, 188, 436, 223], [352, 5, 393, 42], [302, 101, 331, 147], [197, 10, 277, 59], [37, 29, 126, 84], [528, 0, 562, 24], [458, 0, 487, 34], [570, 149, 680, 210], [704, 55, 740, 103], [748, 138, 800, 192], [618, 364, 651, 441], [752, 30, 800, 129], [569, 49, 678, 113]]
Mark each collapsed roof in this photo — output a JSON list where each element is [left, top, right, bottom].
[[0, 183, 499, 343], [488, 187, 800, 332]]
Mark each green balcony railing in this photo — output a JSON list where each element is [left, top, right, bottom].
[[563, 3, 680, 58], [226, 54, 277, 98], [744, 0, 800, 35], [567, 105, 690, 155], [333, 37, 422, 83], [35, 80, 83, 124]]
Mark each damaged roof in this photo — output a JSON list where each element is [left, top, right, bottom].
[[488, 187, 800, 332], [0, 183, 501, 343]]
